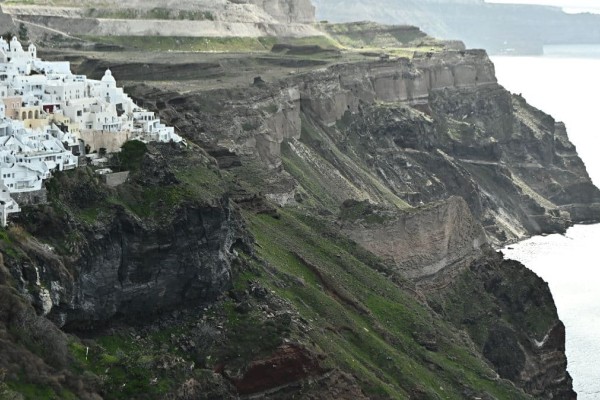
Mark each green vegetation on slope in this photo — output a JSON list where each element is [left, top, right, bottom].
[[18, 143, 230, 255], [322, 22, 445, 56], [69, 330, 189, 399], [84, 7, 215, 21], [80, 36, 278, 52], [281, 114, 411, 213], [74, 21, 445, 57], [428, 257, 559, 381], [245, 208, 531, 399], [78, 35, 341, 53]]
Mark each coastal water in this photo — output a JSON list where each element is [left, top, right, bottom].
[[492, 49, 600, 399]]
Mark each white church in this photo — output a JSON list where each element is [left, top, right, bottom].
[[0, 37, 185, 226]]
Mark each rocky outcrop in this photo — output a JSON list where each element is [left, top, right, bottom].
[[66, 202, 240, 326], [0, 283, 96, 399], [223, 344, 326, 394], [341, 196, 490, 281], [429, 254, 577, 399], [129, 49, 496, 165], [297, 50, 497, 126], [5, 145, 249, 328]]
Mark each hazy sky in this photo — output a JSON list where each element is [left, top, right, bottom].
[[486, 0, 600, 13], [486, 0, 600, 14], [487, 0, 598, 6]]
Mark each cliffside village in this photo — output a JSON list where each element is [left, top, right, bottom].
[[0, 37, 184, 226]]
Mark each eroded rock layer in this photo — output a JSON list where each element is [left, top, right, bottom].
[[2, 0, 317, 39], [341, 196, 490, 280], [126, 49, 600, 245]]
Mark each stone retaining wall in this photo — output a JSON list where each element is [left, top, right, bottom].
[[102, 171, 129, 187], [13, 189, 48, 206]]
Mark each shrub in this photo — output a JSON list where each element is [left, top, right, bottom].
[[118, 140, 147, 171]]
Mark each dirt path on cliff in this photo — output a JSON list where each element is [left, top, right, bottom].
[[14, 17, 85, 41]]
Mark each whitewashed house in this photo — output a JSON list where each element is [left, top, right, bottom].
[[0, 37, 185, 226], [0, 179, 20, 227]]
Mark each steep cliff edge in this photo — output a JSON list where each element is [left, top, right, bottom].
[[110, 46, 593, 397], [429, 254, 576, 399], [125, 48, 600, 245], [338, 198, 574, 398], [1, 147, 542, 399], [4, 144, 249, 328]]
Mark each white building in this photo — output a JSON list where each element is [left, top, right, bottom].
[[0, 37, 185, 226], [0, 178, 20, 227], [0, 106, 78, 193]]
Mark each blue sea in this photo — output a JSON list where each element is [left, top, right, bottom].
[[493, 47, 600, 399]]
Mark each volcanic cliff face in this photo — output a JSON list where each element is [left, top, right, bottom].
[[429, 253, 576, 399], [61, 201, 241, 327], [341, 196, 490, 281], [102, 47, 593, 398], [0, 20, 594, 398], [127, 48, 600, 246], [127, 50, 496, 171], [4, 145, 249, 329]]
